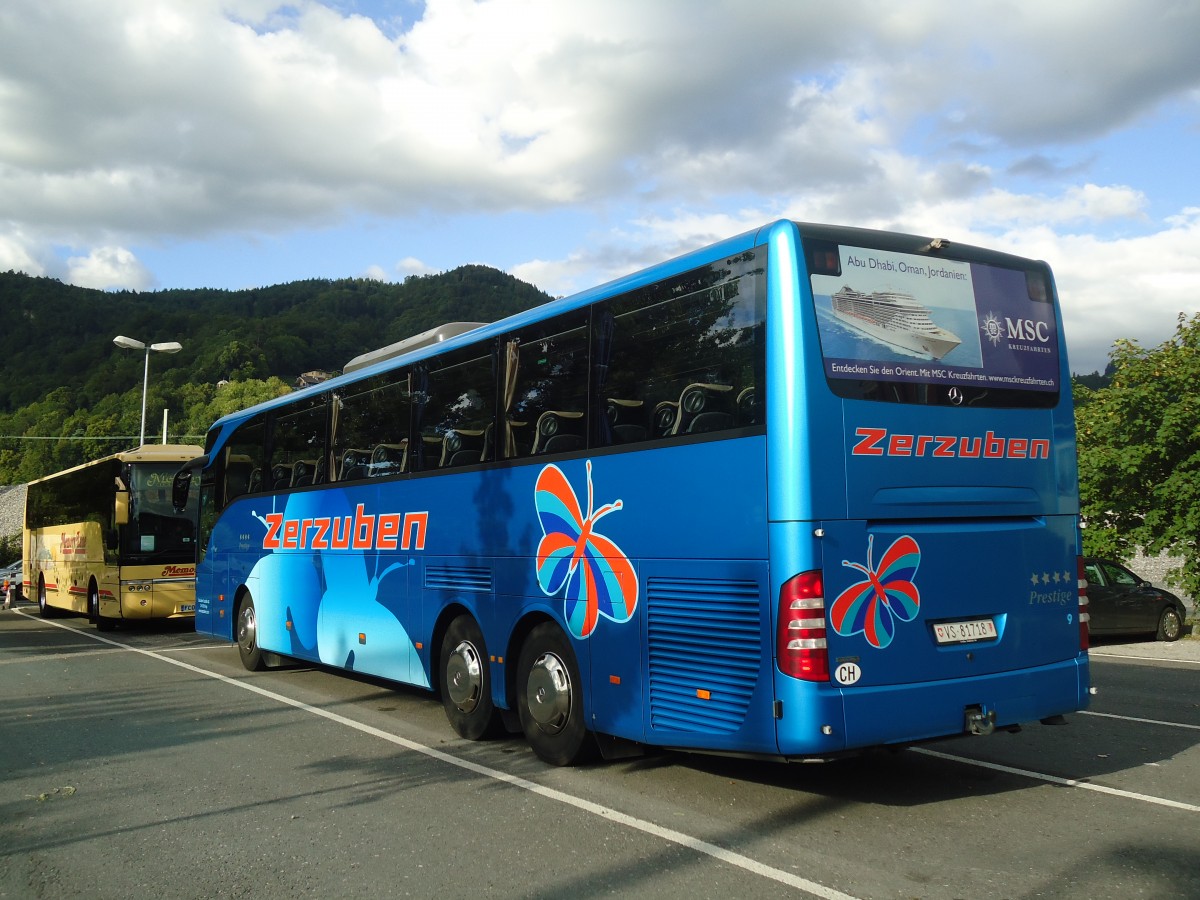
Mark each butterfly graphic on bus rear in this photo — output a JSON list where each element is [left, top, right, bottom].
[[830, 535, 921, 649], [534, 461, 638, 639]]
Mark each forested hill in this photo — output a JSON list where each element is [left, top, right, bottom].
[[0, 267, 552, 483], [0, 267, 551, 412]]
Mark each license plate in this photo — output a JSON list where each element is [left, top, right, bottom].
[[933, 618, 996, 644], [180, 603, 195, 613]]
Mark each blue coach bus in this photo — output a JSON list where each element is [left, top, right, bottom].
[[175, 221, 1090, 765]]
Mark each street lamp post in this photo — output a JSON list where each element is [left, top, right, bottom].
[[113, 335, 182, 446]]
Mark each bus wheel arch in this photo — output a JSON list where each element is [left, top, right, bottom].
[[235, 588, 267, 671], [89, 579, 115, 631], [437, 609, 502, 740], [515, 619, 596, 766]]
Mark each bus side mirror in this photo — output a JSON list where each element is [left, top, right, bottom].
[[115, 490, 130, 526], [172, 469, 193, 513]]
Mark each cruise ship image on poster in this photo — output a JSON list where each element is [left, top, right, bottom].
[[831, 285, 962, 360]]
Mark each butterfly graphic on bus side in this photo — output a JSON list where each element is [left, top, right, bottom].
[[534, 461, 638, 639], [830, 534, 921, 649]]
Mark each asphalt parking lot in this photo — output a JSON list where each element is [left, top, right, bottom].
[[3, 599, 1199, 899]]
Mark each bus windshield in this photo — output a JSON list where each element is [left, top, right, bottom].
[[120, 462, 198, 564]]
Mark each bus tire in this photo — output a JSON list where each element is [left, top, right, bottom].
[[37, 576, 54, 618], [440, 615, 501, 740], [90, 582, 115, 631], [516, 622, 594, 766], [236, 592, 267, 671]]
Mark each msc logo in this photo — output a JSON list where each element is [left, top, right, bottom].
[[1006, 317, 1052, 343], [981, 312, 1052, 346]]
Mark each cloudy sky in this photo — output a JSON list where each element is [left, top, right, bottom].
[[2, 0, 1198, 374]]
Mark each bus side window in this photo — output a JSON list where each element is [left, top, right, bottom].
[[224, 415, 267, 504], [595, 250, 765, 449], [503, 312, 589, 459], [332, 373, 411, 482], [413, 349, 494, 471], [268, 394, 327, 492]]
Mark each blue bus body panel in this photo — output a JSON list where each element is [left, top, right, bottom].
[[834, 656, 1088, 749], [819, 514, 1083, 683], [774, 654, 1088, 754], [196, 437, 779, 750]]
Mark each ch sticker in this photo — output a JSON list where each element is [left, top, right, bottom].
[[834, 661, 862, 685]]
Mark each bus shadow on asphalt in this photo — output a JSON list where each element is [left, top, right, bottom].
[[603, 716, 1199, 808]]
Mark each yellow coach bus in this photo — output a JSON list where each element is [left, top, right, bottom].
[[24, 444, 202, 629]]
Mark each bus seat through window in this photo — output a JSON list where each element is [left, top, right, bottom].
[[371, 442, 408, 476], [339, 449, 372, 482], [531, 411, 584, 455], [651, 401, 679, 438], [607, 399, 646, 445], [677, 383, 735, 435], [736, 386, 758, 425], [290, 460, 316, 487], [271, 464, 292, 490], [439, 430, 486, 467]]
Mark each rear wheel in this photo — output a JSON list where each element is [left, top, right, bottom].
[[1156, 607, 1183, 642], [440, 615, 501, 740], [236, 592, 267, 670], [89, 582, 115, 631], [516, 622, 594, 766]]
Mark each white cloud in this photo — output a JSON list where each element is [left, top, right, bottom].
[[0, 0, 1195, 369], [6, 0, 1191, 240], [0, 232, 46, 276], [395, 256, 434, 278], [510, 255, 586, 298], [1013, 212, 1200, 374], [65, 246, 155, 291]]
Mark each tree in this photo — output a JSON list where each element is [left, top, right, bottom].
[[1075, 312, 1200, 596]]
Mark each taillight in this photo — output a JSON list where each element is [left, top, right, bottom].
[[1077, 556, 1089, 651], [778, 570, 829, 681]]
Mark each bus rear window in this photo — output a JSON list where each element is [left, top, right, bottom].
[[809, 242, 1060, 408]]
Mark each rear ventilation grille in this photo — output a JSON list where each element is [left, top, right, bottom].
[[646, 577, 762, 734], [424, 565, 492, 593]]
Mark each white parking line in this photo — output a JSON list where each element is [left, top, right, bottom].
[[913, 747, 1200, 813], [1089, 649, 1200, 666], [1079, 710, 1200, 731], [15, 610, 859, 900]]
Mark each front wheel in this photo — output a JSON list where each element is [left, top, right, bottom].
[[236, 592, 267, 671], [1156, 606, 1183, 642], [89, 583, 115, 631], [440, 615, 501, 740], [37, 576, 54, 618], [516, 622, 594, 766]]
